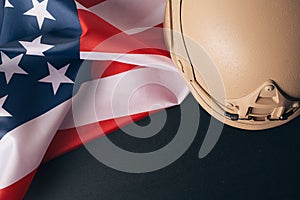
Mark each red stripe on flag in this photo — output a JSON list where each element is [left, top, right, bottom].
[[78, 9, 122, 52], [43, 112, 151, 162], [0, 170, 37, 200], [76, 0, 107, 8], [91, 61, 142, 79], [155, 23, 164, 28], [78, 10, 170, 56], [129, 49, 170, 57], [128, 24, 168, 52]]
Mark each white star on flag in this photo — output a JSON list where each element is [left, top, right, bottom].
[[23, 0, 55, 29], [0, 52, 27, 84], [4, 0, 13, 8], [39, 63, 74, 95], [0, 95, 12, 117], [19, 36, 54, 56]]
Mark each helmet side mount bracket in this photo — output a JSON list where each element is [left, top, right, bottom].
[[225, 80, 300, 122]]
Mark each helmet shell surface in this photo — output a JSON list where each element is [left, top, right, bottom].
[[164, 0, 300, 130]]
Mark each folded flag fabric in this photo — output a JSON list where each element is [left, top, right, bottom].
[[0, 0, 189, 199]]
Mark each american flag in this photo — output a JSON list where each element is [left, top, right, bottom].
[[0, 0, 189, 199]]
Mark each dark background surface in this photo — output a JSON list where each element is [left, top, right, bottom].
[[24, 95, 300, 200]]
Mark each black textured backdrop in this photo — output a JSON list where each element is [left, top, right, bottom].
[[24, 95, 300, 200]]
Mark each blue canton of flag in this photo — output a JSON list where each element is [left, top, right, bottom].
[[0, 0, 83, 139]]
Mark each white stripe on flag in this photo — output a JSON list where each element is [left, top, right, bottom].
[[60, 68, 189, 129], [80, 52, 178, 72]]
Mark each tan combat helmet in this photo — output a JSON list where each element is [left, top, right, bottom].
[[164, 0, 300, 130]]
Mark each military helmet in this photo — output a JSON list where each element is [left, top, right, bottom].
[[164, 0, 300, 130]]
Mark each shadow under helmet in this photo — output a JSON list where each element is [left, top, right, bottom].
[[164, 0, 300, 130]]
